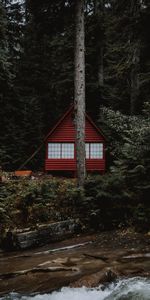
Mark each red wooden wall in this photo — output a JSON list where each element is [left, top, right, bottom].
[[45, 108, 105, 173]]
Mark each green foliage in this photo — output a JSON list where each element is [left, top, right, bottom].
[[84, 104, 150, 231], [0, 0, 150, 237], [0, 178, 78, 230], [0, 3, 12, 88], [100, 103, 150, 161], [77, 103, 150, 230], [0, 1, 24, 170], [132, 203, 150, 231], [84, 173, 131, 230], [1, 0, 150, 169]]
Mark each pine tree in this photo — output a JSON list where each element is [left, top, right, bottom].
[[0, 2, 12, 91], [0, 2, 15, 169]]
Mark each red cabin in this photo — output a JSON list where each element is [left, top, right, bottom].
[[45, 106, 106, 175]]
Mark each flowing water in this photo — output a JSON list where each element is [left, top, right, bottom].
[[1, 277, 150, 300]]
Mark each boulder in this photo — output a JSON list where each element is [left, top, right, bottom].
[[2, 219, 79, 250], [70, 268, 118, 288]]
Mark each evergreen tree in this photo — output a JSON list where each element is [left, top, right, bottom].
[[0, 2, 16, 169], [85, 0, 105, 117], [1, 0, 150, 171], [0, 2, 12, 93], [139, 0, 150, 108], [103, 0, 150, 114]]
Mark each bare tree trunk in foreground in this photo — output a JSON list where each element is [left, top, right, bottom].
[[74, 0, 86, 187]]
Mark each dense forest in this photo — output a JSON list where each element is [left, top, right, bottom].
[[0, 0, 150, 171], [0, 0, 150, 234]]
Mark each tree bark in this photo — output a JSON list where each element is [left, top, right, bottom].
[[74, 0, 86, 187], [130, 0, 140, 114], [98, 38, 104, 87], [95, 0, 104, 87], [130, 43, 140, 114]]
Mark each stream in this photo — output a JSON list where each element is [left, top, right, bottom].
[[0, 231, 150, 297], [0, 278, 150, 300]]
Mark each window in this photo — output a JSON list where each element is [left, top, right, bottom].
[[48, 143, 103, 159], [48, 143, 74, 159], [48, 143, 61, 158], [62, 143, 74, 158], [90, 143, 103, 158], [86, 143, 103, 159]]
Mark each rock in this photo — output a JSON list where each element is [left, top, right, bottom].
[[2, 220, 79, 250], [70, 269, 118, 288], [0, 230, 150, 295]]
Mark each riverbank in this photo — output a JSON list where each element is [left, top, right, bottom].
[[0, 229, 150, 295], [1, 174, 150, 251]]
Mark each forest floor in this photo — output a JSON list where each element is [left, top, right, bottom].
[[0, 229, 150, 295]]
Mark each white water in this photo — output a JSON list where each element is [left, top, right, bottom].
[[1, 277, 150, 300]]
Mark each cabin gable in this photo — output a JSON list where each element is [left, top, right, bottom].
[[46, 108, 105, 142]]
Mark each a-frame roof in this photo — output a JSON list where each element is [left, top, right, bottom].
[[45, 105, 105, 141]]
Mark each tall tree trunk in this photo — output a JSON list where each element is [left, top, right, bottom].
[[130, 42, 140, 114], [130, 0, 140, 114], [95, 0, 104, 87], [94, 0, 99, 15], [74, 0, 86, 187], [98, 36, 104, 87]]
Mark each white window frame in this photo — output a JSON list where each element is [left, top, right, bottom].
[[86, 143, 90, 159], [48, 143, 74, 159]]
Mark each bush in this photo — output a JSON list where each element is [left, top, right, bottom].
[[0, 178, 78, 231], [84, 173, 131, 230], [83, 103, 150, 231]]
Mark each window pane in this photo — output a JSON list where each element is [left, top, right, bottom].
[[62, 143, 74, 158], [90, 143, 103, 159], [86, 143, 89, 159], [48, 143, 61, 158]]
